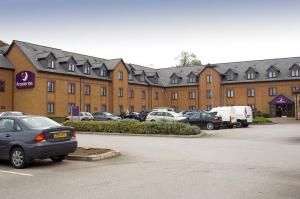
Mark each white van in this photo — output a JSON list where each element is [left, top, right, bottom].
[[232, 106, 253, 127], [209, 106, 237, 128]]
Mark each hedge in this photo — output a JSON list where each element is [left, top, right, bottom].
[[62, 120, 201, 135], [253, 116, 272, 124]]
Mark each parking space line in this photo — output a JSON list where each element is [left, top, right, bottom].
[[0, 169, 34, 177]]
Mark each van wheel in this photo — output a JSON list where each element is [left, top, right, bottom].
[[206, 122, 214, 130], [10, 147, 27, 169], [236, 120, 242, 128], [243, 123, 249, 128]]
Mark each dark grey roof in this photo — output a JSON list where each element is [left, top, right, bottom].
[[6, 40, 300, 87], [0, 46, 9, 54], [214, 57, 300, 83], [0, 54, 14, 69]]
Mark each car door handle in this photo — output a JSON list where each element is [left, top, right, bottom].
[[5, 134, 11, 138]]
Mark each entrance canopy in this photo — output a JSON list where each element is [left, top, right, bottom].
[[269, 94, 295, 105]]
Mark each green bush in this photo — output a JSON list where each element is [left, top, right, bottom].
[[62, 120, 201, 135], [48, 117, 67, 123], [253, 116, 272, 124]]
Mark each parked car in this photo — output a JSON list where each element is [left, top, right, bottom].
[[146, 110, 186, 122], [0, 115, 77, 169], [123, 112, 143, 121], [66, 112, 94, 121], [93, 112, 121, 121], [184, 111, 222, 130], [232, 106, 253, 127], [209, 106, 237, 128], [0, 111, 24, 117]]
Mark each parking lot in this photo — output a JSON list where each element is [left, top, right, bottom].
[[1, 121, 300, 199]]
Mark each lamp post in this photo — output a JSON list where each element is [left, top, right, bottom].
[[294, 90, 300, 120]]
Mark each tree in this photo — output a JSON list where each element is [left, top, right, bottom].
[[0, 40, 8, 47], [175, 51, 201, 67]]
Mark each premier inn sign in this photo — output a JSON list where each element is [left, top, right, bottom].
[[16, 71, 35, 89]]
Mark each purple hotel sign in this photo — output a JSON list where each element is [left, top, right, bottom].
[[16, 71, 35, 89]]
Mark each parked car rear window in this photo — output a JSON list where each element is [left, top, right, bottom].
[[21, 117, 61, 129]]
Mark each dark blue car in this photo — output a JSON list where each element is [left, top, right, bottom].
[[0, 116, 77, 169]]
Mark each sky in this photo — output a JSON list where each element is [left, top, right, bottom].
[[1, 0, 300, 68]]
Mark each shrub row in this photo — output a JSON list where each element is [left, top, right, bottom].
[[63, 120, 201, 135], [253, 116, 272, 124]]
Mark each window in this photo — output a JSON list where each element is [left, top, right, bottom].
[[247, 88, 255, 97], [171, 77, 179, 84], [128, 73, 133, 81], [119, 105, 124, 113], [100, 68, 106, 77], [84, 66, 90, 74], [47, 80, 55, 92], [47, 103, 55, 114], [155, 92, 159, 100], [206, 75, 212, 83], [188, 76, 196, 83], [292, 86, 299, 94], [141, 75, 145, 81], [84, 104, 90, 112], [84, 85, 91, 95], [206, 90, 213, 99], [129, 105, 134, 113], [68, 103, 75, 114], [118, 88, 123, 97], [118, 71, 123, 80], [291, 68, 299, 77], [171, 91, 178, 100], [227, 89, 234, 98], [100, 87, 107, 96], [0, 80, 5, 92], [247, 72, 255, 80], [48, 59, 55, 69], [268, 71, 277, 78], [68, 83, 75, 94], [153, 78, 158, 84], [129, 90, 134, 98], [189, 91, 196, 99], [101, 104, 107, 112], [269, 87, 277, 96], [141, 90, 145, 99], [68, 63, 75, 72], [207, 105, 212, 111], [248, 104, 255, 111], [0, 118, 21, 131], [226, 73, 234, 81]]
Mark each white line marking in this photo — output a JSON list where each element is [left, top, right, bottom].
[[0, 169, 33, 177]]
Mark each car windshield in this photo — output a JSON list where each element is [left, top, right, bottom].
[[21, 117, 61, 129]]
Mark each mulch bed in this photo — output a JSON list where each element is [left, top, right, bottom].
[[70, 147, 112, 156]]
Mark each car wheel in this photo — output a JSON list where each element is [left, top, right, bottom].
[[51, 155, 66, 162], [206, 122, 214, 130], [10, 147, 27, 169], [107, 118, 112, 121], [150, 120, 155, 122], [236, 120, 242, 128], [227, 124, 233, 128]]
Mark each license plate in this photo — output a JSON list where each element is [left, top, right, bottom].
[[53, 132, 67, 139]]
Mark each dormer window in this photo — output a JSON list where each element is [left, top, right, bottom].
[[84, 66, 91, 74], [68, 63, 75, 72], [172, 78, 179, 84], [188, 76, 196, 83], [47, 59, 55, 69], [153, 77, 158, 84], [128, 73, 133, 81], [291, 65, 300, 77], [247, 72, 255, 80], [268, 71, 277, 78], [141, 74, 145, 81], [100, 68, 106, 77], [226, 73, 234, 81]]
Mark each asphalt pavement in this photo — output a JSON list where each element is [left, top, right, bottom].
[[1, 121, 300, 199]]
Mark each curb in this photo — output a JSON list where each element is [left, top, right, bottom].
[[78, 132, 206, 138], [252, 122, 276, 125], [66, 150, 121, 161]]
